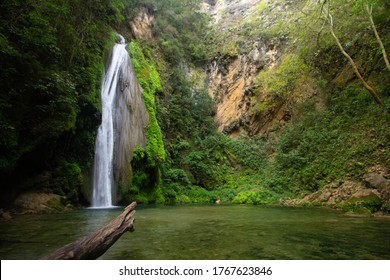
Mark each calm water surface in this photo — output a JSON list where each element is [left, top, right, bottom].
[[0, 205, 389, 259]]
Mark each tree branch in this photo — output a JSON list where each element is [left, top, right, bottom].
[[365, 3, 390, 71], [322, 10, 383, 106], [42, 202, 137, 260]]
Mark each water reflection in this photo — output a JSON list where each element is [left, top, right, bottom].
[[0, 205, 389, 260]]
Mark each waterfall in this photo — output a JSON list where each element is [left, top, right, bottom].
[[91, 35, 148, 208]]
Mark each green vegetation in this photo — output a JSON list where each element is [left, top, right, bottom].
[[0, 0, 389, 214], [228, 86, 389, 207], [121, 41, 165, 203], [251, 54, 310, 114], [256, 54, 309, 98], [343, 193, 383, 214], [147, 0, 390, 211], [0, 0, 127, 206], [128, 0, 210, 66], [128, 41, 165, 166], [272, 86, 389, 192], [124, 146, 164, 204]]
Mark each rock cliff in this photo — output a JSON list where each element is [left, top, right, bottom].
[[203, 0, 318, 137], [129, 6, 155, 40]]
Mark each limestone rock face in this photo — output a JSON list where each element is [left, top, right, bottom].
[[203, 0, 274, 135], [201, 0, 262, 26], [130, 6, 154, 40], [206, 41, 272, 135], [203, 0, 319, 136], [363, 172, 389, 190]]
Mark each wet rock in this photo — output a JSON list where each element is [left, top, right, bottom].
[[363, 172, 389, 190], [14, 192, 66, 214], [316, 191, 332, 202], [1, 209, 12, 220]]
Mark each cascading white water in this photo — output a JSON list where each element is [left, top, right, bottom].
[[91, 35, 128, 208], [91, 34, 149, 208]]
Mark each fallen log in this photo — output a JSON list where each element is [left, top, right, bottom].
[[43, 201, 137, 260]]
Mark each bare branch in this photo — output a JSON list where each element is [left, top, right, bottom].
[[365, 3, 390, 71], [322, 8, 384, 106]]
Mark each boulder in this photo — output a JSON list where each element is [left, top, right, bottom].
[[0, 209, 12, 220], [363, 172, 389, 190], [282, 180, 386, 214], [14, 192, 66, 214]]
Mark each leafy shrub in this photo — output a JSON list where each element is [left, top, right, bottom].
[[232, 188, 285, 205], [271, 86, 389, 192], [164, 168, 191, 186], [52, 161, 83, 204]]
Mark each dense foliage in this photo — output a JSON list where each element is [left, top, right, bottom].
[[0, 0, 125, 206], [146, 0, 390, 207], [123, 41, 165, 204], [0, 0, 389, 213], [272, 87, 389, 192]]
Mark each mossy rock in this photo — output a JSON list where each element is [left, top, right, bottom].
[[380, 203, 390, 213], [14, 192, 66, 213], [343, 193, 382, 213], [344, 207, 372, 216], [46, 197, 66, 211]]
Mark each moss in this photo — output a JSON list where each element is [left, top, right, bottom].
[[128, 41, 165, 166], [343, 205, 372, 216], [255, 54, 309, 98], [119, 146, 164, 204], [343, 193, 382, 213], [46, 197, 65, 212], [250, 99, 277, 115], [119, 41, 167, 204]]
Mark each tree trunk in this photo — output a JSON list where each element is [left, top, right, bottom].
[[325, 13, 384, 107], [42, 202, 137, 260], [366, 4, 390, 71]]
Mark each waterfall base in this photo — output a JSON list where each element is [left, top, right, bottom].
[[88, 205, 121, 210]]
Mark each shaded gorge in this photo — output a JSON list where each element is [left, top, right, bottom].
[[0, 205, 389, 259]]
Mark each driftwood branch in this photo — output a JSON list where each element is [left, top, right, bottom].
[[43, 202, 137, 260]]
